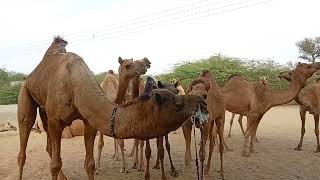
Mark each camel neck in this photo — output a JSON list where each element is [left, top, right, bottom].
[[131, 77, 141, 98], [270, 71, 305, 107], [114, 77, 129, 104]]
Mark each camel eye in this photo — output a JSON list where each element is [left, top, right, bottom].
[[203, 94, 207, 99]]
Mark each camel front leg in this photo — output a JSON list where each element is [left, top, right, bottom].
[[216, 116, 225, 180], [48, 119, 64, 180], [118, 139, 128, 173], [164, 135, 178, 177], [95, 133, 104, 174], [205, 121, 215, 175], [182, 121, 192, 166], [83, 120, 97, 180], [132, 139, 139, 169], [138, 140, 145, 172], [39, 109, 68, 180], [145, 140, 151, 180], [113, 138, 120, 160], [313, 114, 320, 153], [227, 113, 236, 137], [128, 139, 136, 157], [250, 115, 262, 154], [295, 107, 306, 151], [17, 86, 37, 180], [199, 123, 209, 180], [156, 137, 167, 180]]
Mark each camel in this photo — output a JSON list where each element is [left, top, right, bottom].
[[222, 62, 320, 157], [0, 121, 17, 132], [123, 77, 180, 179], [183, 70, 231, 179], [97, 58, 150, 174], [171, 78, 186, 95], [17, 36, 207, 180], [279, 70, 320, 152], [227, 76, 269, 138]]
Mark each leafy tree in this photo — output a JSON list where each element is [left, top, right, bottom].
[[296, 37, 320, 63]]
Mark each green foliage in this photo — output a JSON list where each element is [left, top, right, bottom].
[[95, 72, 107, 83], [296, 37, 320, 63], [0, 68, 26, 105], [156, 55, 291, 91], [0, 84, 22, 104]]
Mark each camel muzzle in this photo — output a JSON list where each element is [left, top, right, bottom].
[[191, 105, 208, 128]]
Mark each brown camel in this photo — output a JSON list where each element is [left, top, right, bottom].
[[222, 62, 320, 157], [0, 121, 17, 132], [279, 70, 320, 152], [123, 77, 180, 179], [170, 78, 186, 135], [97, 57, 150, 174], [227, 76, 269, 138], [17, 36, 207, 180]]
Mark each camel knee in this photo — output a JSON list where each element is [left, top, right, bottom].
[[301, 128, 306, 135], [85, 158, 95, 175], [50, 160, 62, 177], [17, 153, 26, 167], [315, 129, 319, 136]]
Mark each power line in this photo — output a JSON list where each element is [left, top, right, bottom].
[[0, 0, 274, 57]]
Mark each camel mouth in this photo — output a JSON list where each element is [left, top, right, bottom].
[[191, 105, 208, 126]]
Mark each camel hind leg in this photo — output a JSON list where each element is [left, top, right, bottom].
[[83, 120, 97, 180], [164, 135, 178, 177], [17, 85, 37, 180], [138, 140, 145, 172], [227, 113, 236, 137], [118, 139, 128, 173]]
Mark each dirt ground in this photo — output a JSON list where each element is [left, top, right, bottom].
[[1, 105, 320, 180]]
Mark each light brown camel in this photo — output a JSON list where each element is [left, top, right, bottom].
[[171, 78, 186, 95], [97, 58, 150, 174], [223, 62, 320, 157], [123, 77, 180, 179], [183, 70, 231, 179], [96, 69, 119, 173], [279, 70, 320, 152], [17, 36, 207, 180], [227, 76, 269, 138], [0, 121, 17, 132]]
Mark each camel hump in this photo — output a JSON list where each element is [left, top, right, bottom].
[[227, 74, 243, 81]]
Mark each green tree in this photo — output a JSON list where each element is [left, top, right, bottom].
[[296, 37, 320, 63]]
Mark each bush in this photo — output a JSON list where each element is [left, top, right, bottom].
[[0, 84, 21, 105]]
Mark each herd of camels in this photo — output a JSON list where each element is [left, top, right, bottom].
[[14, 36, 320, 180]]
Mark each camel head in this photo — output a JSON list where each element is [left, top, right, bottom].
[[107, 70, 115, 75], [278, 70, 293, 82], [187, 79, 209, 100], [259, 76, 268, 85], [118, 57, 151, 79], [150, 89, 208, 132], [2, 121, 17, 131], [144, 76, 179, 96], [199, 69, 214, 84], [46, 36, 68, 55]]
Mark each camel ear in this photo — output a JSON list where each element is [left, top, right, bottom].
[[154, 92, 163, 105], [205, 82, 211, 91], [157, 81, 164, 88], [118, 57, 123, 64]]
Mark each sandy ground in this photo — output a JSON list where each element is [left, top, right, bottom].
[[1, 104, 320, 180]]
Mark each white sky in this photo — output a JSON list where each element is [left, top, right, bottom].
[[0, 0, 319, 75]]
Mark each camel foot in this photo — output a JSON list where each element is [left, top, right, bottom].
[[58, 171, 68, 180], [145, 172, 150, 180], [217, 170, 225, 180], [204, 165, 210, 175], [315, 147, 320, 153], [227, 134, 231, 138], [249, 148, 257, 154], [170, 168, 179, 177], [138, 166, 144, 172], [225, 147, 234, 152], [294, 146, 302, 151], [152, 163, 160, 169], [128, 153, 134, 157], [241, 150, 250, 157], [132, 162, 138, 169], [120, 167, 129, 173], [115, 156, 121, 161], [255, 138, 260, 143]]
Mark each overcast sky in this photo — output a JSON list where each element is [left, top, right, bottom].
[[0, 0, 319, 75]]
